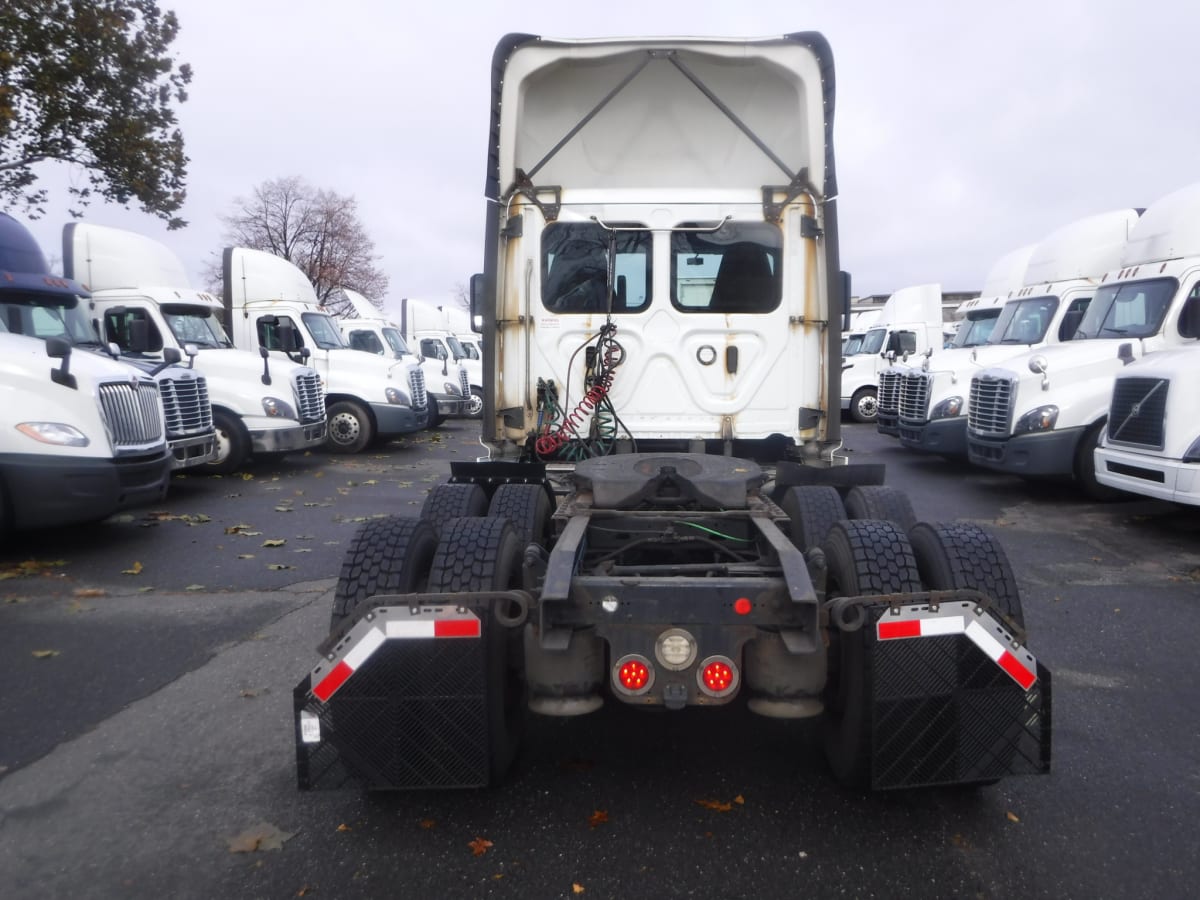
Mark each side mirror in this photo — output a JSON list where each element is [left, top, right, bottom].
[[163, 347, 182, 365], [45, 337, 77, 390]]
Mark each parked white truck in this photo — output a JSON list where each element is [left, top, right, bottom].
[[396, 297, 484, 418], [874, 247, 1032, 439], [966, 183, 1199, 497], [1094, 346, 1200, 504], [840, 283, 943, 423], [337, 288, 468, 425], [894, 209, 1138, 455], [0, 215, 171, 529], [63, 223, 327, 474], [222, 248, 430, 452], [293, 32, 1050, 794]]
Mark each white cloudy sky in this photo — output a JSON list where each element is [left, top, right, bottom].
[[18, 0, 1200, 314]]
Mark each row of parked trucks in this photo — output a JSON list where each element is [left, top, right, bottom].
[[871, 181, 1200, 507], [0, 214, 477, 532]]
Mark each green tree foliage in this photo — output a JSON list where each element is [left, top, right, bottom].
[[213, 176, 389, 316], [0, 0, 192, 228]]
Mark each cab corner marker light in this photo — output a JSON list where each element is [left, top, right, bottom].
[[613, 654, 654, 695], [733, 597, 752, 616]]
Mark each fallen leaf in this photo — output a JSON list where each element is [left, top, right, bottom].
[[336, 823, 352, 833], [1, 559, 67, 580], [733, 795, 745, 805], [237, 554, 255, 560], [225, 523, 253, 534], [468, 837, 493, 857], [267, 564, 295, 571], [185, 584, 205, 591], [1006, 811, 1020, 823], [121, 561, 144, 575], [588, 810, 608, 828], [31, 649, 60, 659], [274, 506, 294, 513], [227, 821, 296, 853], [240, 472, 255, 481], [262, 539, 287, 547], [138, 586, 155, 593], [296, 886, 311, 897], [695, 799, 733, 812], [573, 884, 585, 895], [73, 588, 107, 598], [418, 819, 436, 830], [239, 689, 259, 699], [363, 479, 378, 485]]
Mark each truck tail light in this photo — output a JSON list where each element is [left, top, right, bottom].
[[697, 655, 739, 697], [614, 654, 654, 695]]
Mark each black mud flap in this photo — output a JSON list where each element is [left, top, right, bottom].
[[869, 601, 1052, 790], [294, 605, 491, 790]]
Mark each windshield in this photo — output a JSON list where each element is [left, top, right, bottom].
[[861, 327, 887, 355], [301, 311, 347, 349], [1075, 278, 1177, 340], [0, 290, 98, 345], [951, 311, 1000, 348], [993, 295, 1059, 345], [161, 304, 232, 348], [381, 327, 410, 356], [843, 334, 865, 355]]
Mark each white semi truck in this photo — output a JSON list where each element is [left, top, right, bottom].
[[0, 215, 172, 529], [222, 248, 430, 452], [893, 209, 1139, 456], [293, 32, 1050, 793], [337, 288, 468, 425], [63, 223, 327, 474], [396, 297, 484, 418], [1094, 346, 1200, 504], [966, 183, 1200, 497], [840, 283, 944, 423]]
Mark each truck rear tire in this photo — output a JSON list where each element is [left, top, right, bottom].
[[844, 485, 917, 532], [427, 516, 526, 784], [326, 400, 374, 453], [488, 482, 552, 548], [821, 520, 923, 789], [908, 522, 1025, 632], [205, 409, 249, 476], [780, 485, 845, 552], [330, 516, 438, 633], [849, 387, 878, 423], [421, 482, 489, 536]]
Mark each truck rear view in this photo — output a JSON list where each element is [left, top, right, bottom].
[[294, 33, 1051, 792]]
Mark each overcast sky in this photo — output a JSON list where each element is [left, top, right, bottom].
[[18, 0, 1200, 316]]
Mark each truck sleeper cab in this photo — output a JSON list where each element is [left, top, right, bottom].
[[967, 186, 1200, 496]]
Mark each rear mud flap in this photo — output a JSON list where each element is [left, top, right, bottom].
[[869, 601, 1052, 790], [294, 606, 491, 790]]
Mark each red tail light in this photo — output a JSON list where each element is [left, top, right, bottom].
[[697, 655, 739, 697], [613, 654, 654, 695]]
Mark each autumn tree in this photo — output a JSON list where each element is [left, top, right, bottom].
[[0, 0, 192, 228], [213, 176, 388, 316]]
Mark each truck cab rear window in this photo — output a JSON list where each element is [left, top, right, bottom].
[[671, 222, 782, 314], [542, 222, 651, 314]]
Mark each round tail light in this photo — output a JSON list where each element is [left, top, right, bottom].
[[613, 654, 654, 695], [697, 655, 739, 697]]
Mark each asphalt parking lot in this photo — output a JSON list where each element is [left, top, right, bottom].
[[2, 419, 1198, 900]]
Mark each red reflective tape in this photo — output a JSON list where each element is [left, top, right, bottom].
[[434, 618, 481, 638], [997, 651, 1037, 690], [878, 619, 922, 640], [312, 660, 353, 702]]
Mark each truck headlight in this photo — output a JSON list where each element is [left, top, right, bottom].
[[17, 422, 90, 447], [930, 396, 963, 420], [1014, 405, 1059, 435], [1183, 435, 1200, 463], [443, 382, 464, 397], [262, 397, 296, 419], [385, 386, 410, 406]]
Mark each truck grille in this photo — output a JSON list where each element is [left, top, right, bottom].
[[459, 367, 470, 398], [159, 375, 213, 436], [98, 381, 165, 448], [294, 372, 326, 423], [409, 367, 428, 410], [898, 373, 931, 423], [1107, 377, 1168, 449], [968, 375, 1015, 437], [877, 370, 901, 415]]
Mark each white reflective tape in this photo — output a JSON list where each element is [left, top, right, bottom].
[[921, 615, 965, 637], [385, 619, 436, 639], [299, 710, 321, 744], [343, 626, 385, 670], [965, 619, 1005, 662]]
